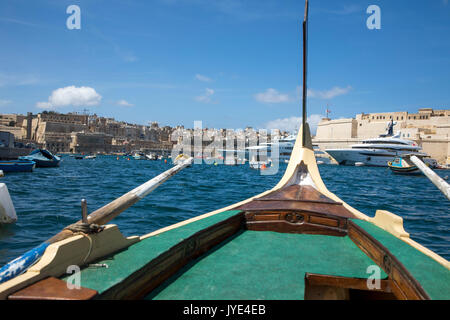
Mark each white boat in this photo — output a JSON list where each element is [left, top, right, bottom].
[[132, 152, 146, 160], [0, 183, 16, 224], [145, 154, 157, 160], [173, 154, 192, 166], [313, 145, 331, 165], [247, 136, 332, 165], [246, 135, 296, 163], [248, 154, 269, 169], [325, 133, 428, 167], [249, 161, 270, 170]]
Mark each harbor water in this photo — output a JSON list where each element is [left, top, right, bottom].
[[0, 155, 449, 267]]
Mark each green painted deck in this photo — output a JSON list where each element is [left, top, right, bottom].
[[61, 209, 449, 300], [148, 230, 386, 300], [352, 220, 450, 300], [61, 210, 242, 294]]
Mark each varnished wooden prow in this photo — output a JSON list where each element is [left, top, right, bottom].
[[238, 184, 358, 220], [238, 185, 357, 236], [237, 160, 360, 236]]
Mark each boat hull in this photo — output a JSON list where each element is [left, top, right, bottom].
[[389, 166, 421, 175], [0, 160, 35, 172], [388, 157, 423, 175], [29, 158, 60, 168], [19, 149, 61, 168], [326, 149, 423, 167]]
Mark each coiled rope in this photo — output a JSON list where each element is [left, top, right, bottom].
[[64, 222, 105, 234]]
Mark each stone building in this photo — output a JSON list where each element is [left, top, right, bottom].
[[26, 115, 88, 153], [0, 114, 27, 139], [70, 132, 113, 153]]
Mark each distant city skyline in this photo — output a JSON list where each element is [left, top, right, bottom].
[[0, 0, 449, 133]]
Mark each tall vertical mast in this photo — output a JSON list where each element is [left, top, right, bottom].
[[301, 0, 309, 146]]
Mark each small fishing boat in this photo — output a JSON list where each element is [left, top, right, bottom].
[[145, 153, 157, 160], [249, 162, 262, 169], [249, 159, 269, 170], [0, 160, 35, 173], [19, 149, 61, 168], [387, 154, 430, 175], [0, 1, 448, 301], [132, 152, 146, 160], [85, 155, 96, 160], [173, 154, 191, 166]]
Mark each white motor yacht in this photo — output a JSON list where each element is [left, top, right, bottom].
[[326, 134, 428, 167]]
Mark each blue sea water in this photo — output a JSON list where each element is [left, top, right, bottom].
[[0, 155, 449, 267]]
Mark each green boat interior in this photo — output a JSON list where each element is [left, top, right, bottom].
[[9, 182, 450, 300], [3, 0, 449, 301]]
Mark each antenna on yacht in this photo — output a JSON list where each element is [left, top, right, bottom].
[[301, 0, 309, 147]]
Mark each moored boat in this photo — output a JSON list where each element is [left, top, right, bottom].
[[313, 145, 331, 164], [19, 149, 61, 168], [145, 153, 157, 160], [132, 152, 146, 160], [173, 154, 191, 166], [325, 122, 428, 167], [0, 160, 35, 173], [0, 183, 17, 224], [0, 1, 448, 301], [388, 156, 422, 175]]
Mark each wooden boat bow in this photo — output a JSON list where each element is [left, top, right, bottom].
[[0, 0, 448, 301]]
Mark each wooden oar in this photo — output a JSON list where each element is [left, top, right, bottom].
[[0, 157, 193, 284], [410, 155, 450, 200]]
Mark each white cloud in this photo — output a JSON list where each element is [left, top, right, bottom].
[[195, 74, 213, 82], [116, 99, 134, 107], [0, 99, 12, 106], [195, 88, 215, 103], [264, 114, 324, 134], [307, 86, 352, 99], [254, 88, 290, 103], [36, 86, 102, 109]]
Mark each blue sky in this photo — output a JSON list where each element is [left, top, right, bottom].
[[0, 0, 449, 132]]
